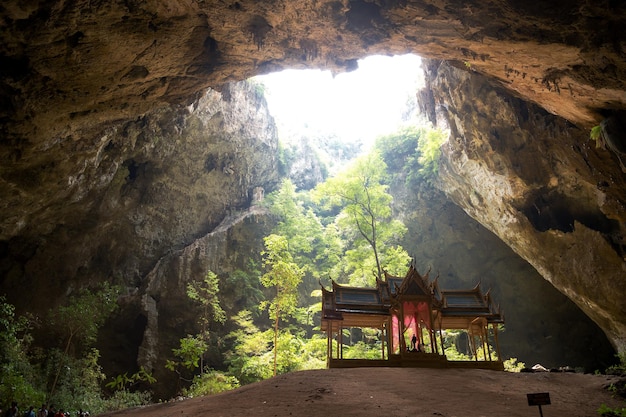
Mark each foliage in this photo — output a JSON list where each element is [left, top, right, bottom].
[[503, 357, 525, 372], [47, 348, 107, 412], [417, 127, 447, 180], [598, 403, 626, 417], [106, 367, 156, 392], [343, 341, 383, 360], [247, 78, 266, 99], [590, 125, 604, 149], [297, 335, 327, 370], [0, 295, 45, 408], [223, 269, 264, 312], [313, 151, 409, 284], [103, 390, 152, 412], [47, 283, 119, 403], [606, 352, 626, 376], [225, 310, 273, 384], [187, 270, 226, 374], [166, 335, 210, 372], [48, 282, 119, 353], [277, 141, 297, 177], [442, 343, 472, 361], [375, 124, 447, 187], [597, 374, 626, 417], [182, 368, 240, 397], [261, 234, 305, 376], [273, 330, 305, 374], [261, 235, 304, 321], [1, 290, 153, 414], [187, 271, 226, 327]]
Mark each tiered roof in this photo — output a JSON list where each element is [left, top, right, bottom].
[[321, 263, 504, 330]]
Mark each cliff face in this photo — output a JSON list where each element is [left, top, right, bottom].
[[393, 182, 615, 371], [1, 79, 280, 323], [1, 0, 626, 378], [418, 59, 626, 351]]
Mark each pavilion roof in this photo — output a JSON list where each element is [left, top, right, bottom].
[[320, 263, 504, 328]]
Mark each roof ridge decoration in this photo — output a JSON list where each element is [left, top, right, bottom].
[[395, 264, 433, 298]]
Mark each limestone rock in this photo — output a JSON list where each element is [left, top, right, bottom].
[[419, 59, 626, 351]]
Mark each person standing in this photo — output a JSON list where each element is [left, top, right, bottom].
[[5, 402, 18, 417], [36, 405, 46, 417]]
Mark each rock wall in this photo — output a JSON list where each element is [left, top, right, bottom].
[[19, 80, 279, 398], [419, 59, 626, 351], [393, 182, 615, 371]]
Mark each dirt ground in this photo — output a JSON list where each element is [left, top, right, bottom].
[[102, 368, 624, 417]]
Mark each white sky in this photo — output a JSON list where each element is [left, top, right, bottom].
[[255, 54, 424, 145]]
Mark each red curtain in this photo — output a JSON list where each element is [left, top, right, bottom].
[[391, 301, 430, 352]]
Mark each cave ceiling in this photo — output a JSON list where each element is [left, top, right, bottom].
[[1, 0, 626, 357]]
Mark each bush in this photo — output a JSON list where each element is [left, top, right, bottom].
[[182, 369, 240, 397], [598, 403, 626, 417], [503, 357, 525, 372]]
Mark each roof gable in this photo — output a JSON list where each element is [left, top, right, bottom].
[[395, 264, 432, 298]]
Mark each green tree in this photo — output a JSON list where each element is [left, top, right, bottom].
[[47, 283, 119, 403], [260, 234, 305, 376], [313, 152, 408, 284], [265, 179, 342, 307], [166, 335, 209, 372], [224, 310, 273, 384], [0, 296, 45, 407], [376, 124, 447, 187], [187, 271, 226, 373]]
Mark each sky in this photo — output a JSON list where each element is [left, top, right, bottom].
[[255, 54, 424, 146]]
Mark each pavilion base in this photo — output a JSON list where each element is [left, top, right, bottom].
[[328, 355, 504, 371]]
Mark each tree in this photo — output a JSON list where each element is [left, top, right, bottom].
[[376, 124, 447, 187], [224, 310, 273, 384], [313, 151, 408, 284], [186, 270, 226, 373], [0, 296, 45, 407], [266, 179, 339, 299], [260, 234, 304, 376], [47, 283, 119, 403]]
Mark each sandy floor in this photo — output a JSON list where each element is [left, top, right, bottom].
[[102, 368, 624, 417]]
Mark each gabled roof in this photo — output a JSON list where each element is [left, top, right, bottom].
[[320, 263, 504, 329], [384, 264, 432, 298], [439, 283, 504, 324], [382, 270, 404, 295]]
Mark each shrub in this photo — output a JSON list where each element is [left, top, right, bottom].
[[182, 369, 240, 397]]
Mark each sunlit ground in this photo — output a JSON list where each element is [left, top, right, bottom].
[[255, 54, 424, 149]]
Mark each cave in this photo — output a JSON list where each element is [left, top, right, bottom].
[[1, 0, 626, 400]]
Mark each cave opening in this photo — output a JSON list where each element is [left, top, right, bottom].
[[254, 54, 425, 157]]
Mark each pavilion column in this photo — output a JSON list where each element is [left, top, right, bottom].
[[326, 322, 332, 366], [485, 325, 492, 361], [493, 324, 501, 360], [339, 325, 343, 359], [380, 325, 386, 360], [468, 330, 477, 361], [481, 328, 488, 361], [399, 304, 406, 353], [428, 305, 438, 355], [385, 316, 393, 359], [438, 316, 445, 357]]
